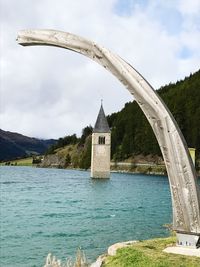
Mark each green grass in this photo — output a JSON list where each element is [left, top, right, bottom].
[[1, 157, 33, 166], [102, 237, 200, 267]]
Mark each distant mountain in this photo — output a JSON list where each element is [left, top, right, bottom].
[[0, 129, 56, 161]]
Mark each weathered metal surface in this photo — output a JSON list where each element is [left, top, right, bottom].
[[17, 30, 200, 243]]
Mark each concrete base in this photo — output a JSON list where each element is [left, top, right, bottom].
[[176, 233, 200, 248], [108, 241, 138, 256], [163, 247, 200, 257], [91, 176, 110, 179], [91, 172, 110, 179]]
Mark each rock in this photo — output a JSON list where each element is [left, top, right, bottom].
[[41, 154, 66, 168], [90, 255, 106, 267]]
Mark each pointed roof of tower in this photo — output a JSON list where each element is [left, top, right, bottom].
[[93, 104, 110, 133]]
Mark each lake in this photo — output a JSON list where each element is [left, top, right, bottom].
[[1, 166, 173, 266]]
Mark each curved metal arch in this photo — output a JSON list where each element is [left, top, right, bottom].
[[17, 29, 200, 238]]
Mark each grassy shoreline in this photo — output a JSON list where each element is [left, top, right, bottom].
[[0, 157, 33, 166], [1, 157, 200, 177], [102, 237, 200, 267]]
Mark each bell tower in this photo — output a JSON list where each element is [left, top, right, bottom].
[[91, 103, 111, 178]]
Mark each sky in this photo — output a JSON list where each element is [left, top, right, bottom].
[[0, 0, 200, 139]]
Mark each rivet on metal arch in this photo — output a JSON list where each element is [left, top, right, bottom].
[[16, 29, 200, 248]]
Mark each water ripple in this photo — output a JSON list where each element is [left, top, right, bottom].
[[0, 166, 176, 267]]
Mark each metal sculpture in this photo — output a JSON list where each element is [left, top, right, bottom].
[[17, 29, 200, 248]]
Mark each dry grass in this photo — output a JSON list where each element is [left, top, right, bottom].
[[44, 248, 89, 267]]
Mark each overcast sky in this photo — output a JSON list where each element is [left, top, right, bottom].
[[0, 0, 200, 139]]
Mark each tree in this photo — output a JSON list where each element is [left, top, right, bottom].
[[65, 153, 71, 167]]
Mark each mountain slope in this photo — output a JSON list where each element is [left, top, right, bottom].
[[107, 70, 200, 160], [44, 70, 200, 170], [0, 129, 56, 161]]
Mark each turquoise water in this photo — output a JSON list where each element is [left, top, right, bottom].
[[1, 166, 173, 266]]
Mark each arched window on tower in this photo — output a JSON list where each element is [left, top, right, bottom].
[[99, 136, 105, 145]]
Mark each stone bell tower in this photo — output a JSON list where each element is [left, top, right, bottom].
[[91, 103, 111, 178]]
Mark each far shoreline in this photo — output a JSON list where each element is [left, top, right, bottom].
[[1, 161, 200, 178]]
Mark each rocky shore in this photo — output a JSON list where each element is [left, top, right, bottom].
[[39, 154, 200, 176]]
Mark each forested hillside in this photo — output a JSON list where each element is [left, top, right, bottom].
[[107, 70, 200, 160], [44, 70, 200, 169]]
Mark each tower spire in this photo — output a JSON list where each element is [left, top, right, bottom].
[[93, 103, 110, 133]]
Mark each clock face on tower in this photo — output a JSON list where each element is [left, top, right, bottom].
[[96, 146, 106, 155]]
